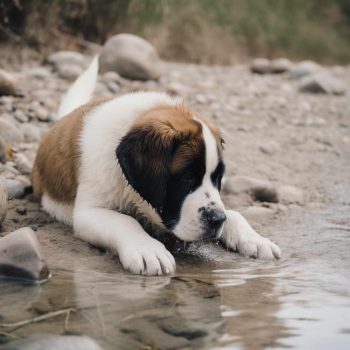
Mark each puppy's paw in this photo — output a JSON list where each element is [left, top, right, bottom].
[[118, 238, 176, 276], [222, 210, 281, 260]]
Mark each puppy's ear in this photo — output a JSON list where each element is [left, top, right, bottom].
[[116, 124, 178, 212]]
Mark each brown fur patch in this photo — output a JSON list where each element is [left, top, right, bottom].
[[32, 98, 111, 203]]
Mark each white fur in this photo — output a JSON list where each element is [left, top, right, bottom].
[[42, 193, 73, 226], [56, 56, 99, 120], [173, 120, 224, 241]]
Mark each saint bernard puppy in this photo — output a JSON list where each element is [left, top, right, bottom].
[[32, 57, 281, 276]]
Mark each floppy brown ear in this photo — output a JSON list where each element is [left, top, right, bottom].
[[116, 123, 178, 212]]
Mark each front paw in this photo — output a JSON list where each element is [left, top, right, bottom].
[[224, 232, 281, 260], [118, 238, 176, 276]]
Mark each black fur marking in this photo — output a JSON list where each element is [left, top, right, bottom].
[[210, 160, 225, 191]]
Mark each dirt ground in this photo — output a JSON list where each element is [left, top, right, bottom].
[[0, 47, 350, 349]]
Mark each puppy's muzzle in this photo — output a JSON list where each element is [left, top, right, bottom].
[[202, 208, 226, 239]]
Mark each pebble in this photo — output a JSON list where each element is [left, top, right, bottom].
[[14, 109, 29, 123], [106, 81, 120, 93], [57, 63, 84, 80], [277, 185, 304, 204], [0, 69, 17, 95], [33, 105, 50, 121], [0, 227, 49, 282], [0, 177, 7, 225], [259, 141, 279, 155], [299, 72, 347, 95], [5, 179, 25, 199], [222, 175, 278, 203], [14, 153, 33, 174], [20, 122, 42, 142], [251, 58, 271, 74], [270, 58, 292, 73], [289, 60, 322, 79], [15, 175, 32, 189], [0, 117, 24, 143], [100, 33, 162, 80], [26, 66, 51, 80], [0, 136, 7, 163], [0, 335, 103, 350], [48, 50, 87, 69]]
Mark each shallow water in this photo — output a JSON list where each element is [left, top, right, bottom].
[[1, 185, 350, 350]]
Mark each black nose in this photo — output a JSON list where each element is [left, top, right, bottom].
[[206, 208, 226, 229]]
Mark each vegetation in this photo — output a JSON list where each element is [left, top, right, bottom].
[[1, 0, 350, 64]]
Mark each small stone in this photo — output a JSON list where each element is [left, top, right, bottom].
[[0, 335, 102, 350], [14, 153, 33, 174], [251, 58, 272, 74], [259, 141, 279, 155], [106, 81, 120, 93], [0, 177, 7, 225], [299, 72, 347, 95], [277, 185, 304, 204], [0, 136, 7, 163], [20, 123, 42, 142], [14, 109, 29, 123], [16, 206, 27, 215], [102, 70, 122, 84], [100, 33, 162, 80], [5, 179, 25, 199], [0, 227, 49, 282], [57, 64, 84, 80], [0, 117, 24, 143], [48, 51, 87, 69], [0, 69, 17, 95], [270, 58, 292, 73], [289, 60, 322, 79], [15, 175, 32, 189], [222, 175, 278, 203], [26, 66, 51, 80]]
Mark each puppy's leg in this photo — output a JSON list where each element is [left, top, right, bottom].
[[221, 210, 281, 259], [73, 206, 176, 275]]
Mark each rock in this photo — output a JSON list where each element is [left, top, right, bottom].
[[14, 109, 29, 123], [100, 33, 162, 80], [0, 69, 17, 95], [270, 58, 292, 73], [15, 175, 32, 190], [102, 70, 122, 84], [33, 105, 50, 121], [277, 185, 304, 204], [240, 206, 275, 223], [106, 81, 120, 93], [299, 72, 347, 95], [20, 123, 42, 142], [0, 118, 24, 143], [0, 136, 7, 163], [48, 51, 87, 69], [0, 335, 102, 350], [57, 64, 84, 80], [251, 58, 271, 74], [259, 141, 279, 155], [0, 227, 49, 282], [26, 66, 51, 80], [5, 179, 25, 199], [222, 175, 278, 203], [289, 60, 322, 79], [0, 177, 7, 225], [14, 153, 33, 174]]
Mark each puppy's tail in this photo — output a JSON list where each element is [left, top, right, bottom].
[[55, 55, 99, 121]]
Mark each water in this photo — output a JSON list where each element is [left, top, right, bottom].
[[1, 187, 350, 349]]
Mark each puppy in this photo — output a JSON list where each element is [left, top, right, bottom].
[[32, 58, 281, 275]]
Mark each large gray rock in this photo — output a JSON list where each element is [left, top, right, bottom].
[[0, 227, 49, 282], [0, 335, 102, 350], [222, 175, 278, 203], [0, 177, 7, 226], [289, 60, 322, 79], [0, 69, 17, 96], [299, 72, 347, 95], [0, 118, 24, 143], [100, 33, 162, 80]]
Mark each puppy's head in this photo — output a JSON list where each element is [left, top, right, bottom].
[[116, 104, 225, 241]]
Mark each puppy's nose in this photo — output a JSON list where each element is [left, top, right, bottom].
[[206, 208, 226, 229]]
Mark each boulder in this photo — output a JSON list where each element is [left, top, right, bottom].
[[0, 227, 49, 282], [222, 175, 278, 203], [0, 69, 17, 96], [299, 72, 347, 95], [100, 33, 162, 80]]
